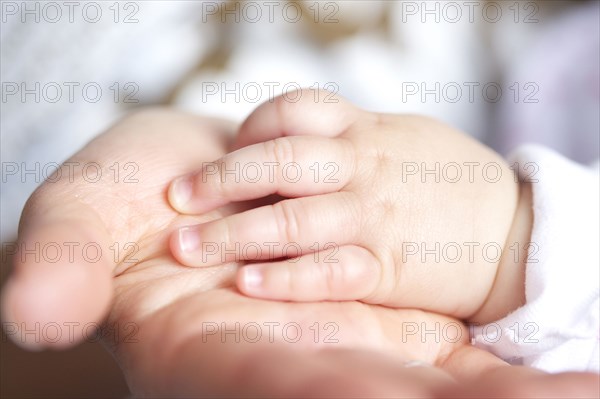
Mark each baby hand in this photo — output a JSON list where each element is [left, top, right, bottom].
[[167, 90, 531, 323]]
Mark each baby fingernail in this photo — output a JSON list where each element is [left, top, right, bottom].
[[177, 226, 201, 253], [403, 360, 431, 368], [243, 267, 263, 291], [170, 176, 193, 211]]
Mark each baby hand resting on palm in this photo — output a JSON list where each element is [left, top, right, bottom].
[[167, 89, 533, 324]]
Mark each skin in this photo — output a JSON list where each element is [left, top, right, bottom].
[[1, 107, 598, 397], [167, 89, 530, 324]]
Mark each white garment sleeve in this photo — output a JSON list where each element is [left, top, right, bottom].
[[471, 145, 599, 373]]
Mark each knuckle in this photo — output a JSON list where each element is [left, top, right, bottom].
[[207, 160, 227, 196], [220, 217, 235, 251], [272, 200, 301, 244], [322, 261, 343, 298], [266, 137, 295, 171]]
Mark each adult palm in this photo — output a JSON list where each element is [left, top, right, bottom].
[[2, 109, 596, 398]]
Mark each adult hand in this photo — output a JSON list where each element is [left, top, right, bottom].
[[1, 109, 597, 398]]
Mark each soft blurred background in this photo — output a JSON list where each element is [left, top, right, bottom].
[[1, 0, 598, 397]]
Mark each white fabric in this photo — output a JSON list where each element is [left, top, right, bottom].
[[472, 145, 600, 373]]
